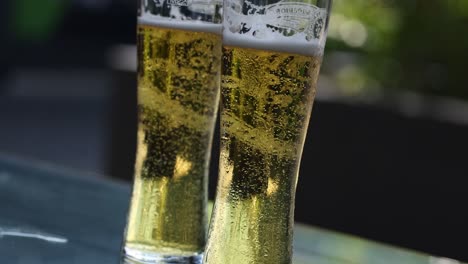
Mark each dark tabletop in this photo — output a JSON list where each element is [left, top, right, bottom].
[[0, 153, 463, 264]]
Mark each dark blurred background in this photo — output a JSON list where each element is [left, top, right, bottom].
[[1, 0, 467, 261]]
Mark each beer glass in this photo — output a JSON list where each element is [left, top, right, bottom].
[[122, 0, 222, 263], [204, 0, 332, 263]]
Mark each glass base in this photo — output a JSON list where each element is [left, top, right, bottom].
[[121, 247, 203, 264]]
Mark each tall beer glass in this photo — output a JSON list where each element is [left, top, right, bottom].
[[122, 0, 222, 263], [204, 0, 331, 263]]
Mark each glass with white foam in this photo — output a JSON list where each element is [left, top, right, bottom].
[[121, 0, 223, 263], [204, 0, 332, 263]]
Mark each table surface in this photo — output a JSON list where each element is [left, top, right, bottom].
[[0, 153, 463, 264]]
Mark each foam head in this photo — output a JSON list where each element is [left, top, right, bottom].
[[222, 31, 324, 57], [222, 1, 327, 56], [138, 13, 222, 35]]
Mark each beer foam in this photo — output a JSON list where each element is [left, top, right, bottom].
[[138, 13, 222, 35], [223, 32, 323, 57], [222, 0, 326, 56]]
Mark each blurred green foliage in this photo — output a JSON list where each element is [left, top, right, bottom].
[[12, 0, 68, 41], [325, 0, 468, 100]]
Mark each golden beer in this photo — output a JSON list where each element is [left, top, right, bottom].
[[204, 45, 322, 264], [123, 20, 221, 262]]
